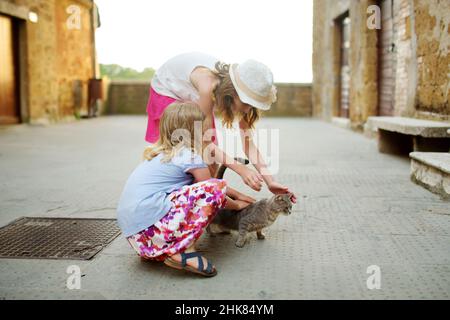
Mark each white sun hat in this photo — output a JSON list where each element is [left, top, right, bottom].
[[229, 59, 277, 111]]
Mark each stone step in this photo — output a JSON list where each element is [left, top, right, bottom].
[[366, 117, 450, 154], [367, 116, 450, 138], [410, 152, 450, 199]]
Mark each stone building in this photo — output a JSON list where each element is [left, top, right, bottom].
[[0, 0, 99, 125], [313, 0, 450, 198], [313, 0, 450, 129]]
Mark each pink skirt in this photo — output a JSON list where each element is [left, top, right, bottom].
[[145, 86, 218, 145]]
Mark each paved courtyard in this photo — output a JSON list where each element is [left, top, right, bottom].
[[0, 116, 449, 299]]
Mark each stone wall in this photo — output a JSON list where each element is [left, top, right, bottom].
[[392, 0, 415, 118], [414, 0, 450, 119], [313, 0, 450, 128], [349, 0, 379, 128], [264, 83, 312, 117], [55, 0, 95, 119], [313, 0, 379, 129], [106, 81, 150, 115], [1, 0, 95, 124], [313, 0, 353, 121], [105, 81, 312, 117]]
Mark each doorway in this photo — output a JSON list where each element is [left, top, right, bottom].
[[0, 14, 20, 124]]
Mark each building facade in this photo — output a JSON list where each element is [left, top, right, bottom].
[[0, 0, 98, 125], [313, 0, 450, 130]]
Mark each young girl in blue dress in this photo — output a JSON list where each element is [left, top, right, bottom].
[[117, 102, 249, 277]]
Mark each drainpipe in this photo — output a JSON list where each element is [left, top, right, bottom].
[[87, 1, 103, 117], [90, 0, 98, 79]]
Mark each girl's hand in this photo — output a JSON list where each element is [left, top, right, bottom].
[[268, 181, 298, 204], [268, 181, 288, 194], [239, 167, 264, 192]]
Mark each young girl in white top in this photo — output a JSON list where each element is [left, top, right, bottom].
[[146, 52, 298, 204]]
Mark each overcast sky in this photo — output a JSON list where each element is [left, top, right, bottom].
[[95, 0, 313, 83]]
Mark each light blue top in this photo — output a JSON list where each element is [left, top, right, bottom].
[[117, 148, 208, 237]]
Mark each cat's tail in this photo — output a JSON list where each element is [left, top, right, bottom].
[[215, 158, 250, 179]]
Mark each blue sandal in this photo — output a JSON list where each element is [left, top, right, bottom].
[[164, 252, 217, 277]]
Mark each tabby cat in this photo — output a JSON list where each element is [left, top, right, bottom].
[[209, 160, 294, 248]]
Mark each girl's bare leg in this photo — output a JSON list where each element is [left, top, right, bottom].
[[208, 163, 219, 178]]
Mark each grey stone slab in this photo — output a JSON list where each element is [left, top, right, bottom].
[[367, 116, 450, 137], [410, 152, 450, 174], [410, 153, 450, 199]]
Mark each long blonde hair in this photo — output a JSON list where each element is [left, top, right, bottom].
[[143, 102, 209, 162], [212, 61, 260, 129]]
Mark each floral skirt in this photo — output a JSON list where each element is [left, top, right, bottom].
[[127, 179, 227, 261]]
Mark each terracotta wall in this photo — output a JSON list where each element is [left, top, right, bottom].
[[1, 0, 95, 124], [414, 0, 450, 119]]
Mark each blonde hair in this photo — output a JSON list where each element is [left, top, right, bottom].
[[212, 61, 260, 129], [143, 102, 209, 162]]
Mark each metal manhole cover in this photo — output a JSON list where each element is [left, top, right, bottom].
[[0, 217, 121, 260]]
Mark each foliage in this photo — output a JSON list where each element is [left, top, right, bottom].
[[100, 64, 155, 81]]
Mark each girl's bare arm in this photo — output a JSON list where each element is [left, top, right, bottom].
[[191, 71, 264, 192], [239, 119, 297, 201], [188, 167, 250, 211]]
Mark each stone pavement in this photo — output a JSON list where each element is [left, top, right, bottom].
[[0, 116, 449, 300]]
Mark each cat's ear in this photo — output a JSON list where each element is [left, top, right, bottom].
[[275, 195, 283, 201]]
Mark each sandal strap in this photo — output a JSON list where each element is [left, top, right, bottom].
[[180, 252, 205, 272], [206, 261, 213, 274]]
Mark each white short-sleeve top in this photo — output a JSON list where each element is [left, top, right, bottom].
[[151, 52, 219, 103]]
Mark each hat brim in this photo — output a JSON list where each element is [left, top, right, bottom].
[[229, 64, 272, 111]]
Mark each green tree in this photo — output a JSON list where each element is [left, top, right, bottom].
[[100, 64, 155, 81]]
